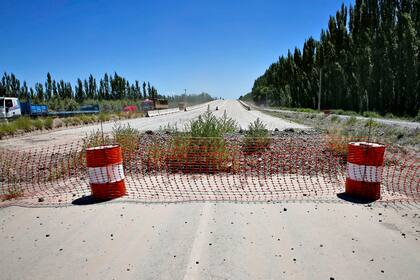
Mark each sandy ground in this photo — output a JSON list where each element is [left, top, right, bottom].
[[0, 200, 419, 280], [0, 100, 307, 150]]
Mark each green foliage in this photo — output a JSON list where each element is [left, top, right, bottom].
[[44, 117, 53, 129], [296, 108, 318, 113], [32, 118, 44, 130], [346, 116, 358, 126], [415, 110, 420, 122], [0, 122, 17, 137], [112, 123, 139, 152], [79, 114, 94, 124], [330, 115, 339, 123], [363, 111, 381, 118], [250, 1, 420, 117], [365, 119, 380, 128], [13, 117, 33, 132], [244, 118, 271, 152], [98, 112, 111, 122], [82, 123, 139, 155], [47, 98, 78, 111], [187, 107, 237, 138]]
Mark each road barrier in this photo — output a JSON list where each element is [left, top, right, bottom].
[[238, 100, 251, 110], [345, 142, 386, 200], [0, 134, 418, 206], [146, 108, 180, 117], [86, 145, 126, 200]]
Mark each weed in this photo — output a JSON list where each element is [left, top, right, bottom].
[[32, 118, 44, 130], [1, 187, 24, 201], [365, 119, 380, 128], [44, 117, 54, 129], [79, 115, 94, 124], [330, 115, 339, 123], [244, 118, 271, 153], [14, 117, 33, 132], [187, 107, 237, 137], [159, 122, 179, 133], [112, 123, 140, 153], [363, 111, 381, 118], [0, 123, 17, 136], [346, 116, 358, 126], [98, 113, 111, 122]]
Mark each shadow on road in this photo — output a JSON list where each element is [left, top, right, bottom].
[[72, 195, 112, 206], [336, 192, 378, 204]]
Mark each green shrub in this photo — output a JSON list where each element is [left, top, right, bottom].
[[79, 115, 95, 124], [244, 118, 271, 153], [330, 115, 339, 122], [70, 117, 82, 125], [415, 109, 420, 122], [188, 107, 237, 138], [112, 123, 140, 153], [385, 113, 395, 119], [363, 111, 381, 118], [44, 117, 53, 129], [14, 117, 33, 132], [346, 116, 358, 126], [365, 119, 380, 128], [332, 109, 345, 115], [0, 123, 17, 135], [82, 130, 111, 149], [32, 118, 44, 130], [297, 108, 317, 113], [98, 113, 111, 122]]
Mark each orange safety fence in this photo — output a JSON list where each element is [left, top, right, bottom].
[[0, 134, 419, 206]]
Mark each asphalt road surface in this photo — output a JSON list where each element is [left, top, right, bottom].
[[0, 100, 307, 150], [1, 201, 419, 280]]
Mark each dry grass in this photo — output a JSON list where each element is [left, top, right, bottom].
[[1, 187, 24, 201]]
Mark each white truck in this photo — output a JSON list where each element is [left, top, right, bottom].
[[0, 97, 21, 120]]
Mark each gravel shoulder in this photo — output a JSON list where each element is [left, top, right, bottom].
[[247, 103, 420, 129], [1, 200, 419, 280]]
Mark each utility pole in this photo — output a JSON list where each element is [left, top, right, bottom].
[[318, 68, 322, 111]]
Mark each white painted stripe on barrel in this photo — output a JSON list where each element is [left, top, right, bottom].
[[88, 163, 125, 184], [346, 162, 382, 183]]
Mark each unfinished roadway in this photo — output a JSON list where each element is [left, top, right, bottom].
[[0, 100, 307, 150], [1, 100, 419, 280]]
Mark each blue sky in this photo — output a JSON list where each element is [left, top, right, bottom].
[[0, 0, 352, 99]]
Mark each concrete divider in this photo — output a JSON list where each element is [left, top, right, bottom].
[[238, 100, 251, 110], [146, 108, 180, 117]]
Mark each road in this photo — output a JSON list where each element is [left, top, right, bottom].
[[246, 103, 420, 129], [0, 100, 307, 150], [2, 100, 419, 280], [1, 201, 419, 280]]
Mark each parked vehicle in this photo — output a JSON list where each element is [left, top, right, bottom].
[[155, 99, 169, 110], [0, 97, 99, 119], [20, 101, 48, 116], [0, 97, 22, 119]]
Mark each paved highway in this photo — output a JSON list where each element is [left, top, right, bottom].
[[0, 100, 307, 150], [1, 201, 419, 280]]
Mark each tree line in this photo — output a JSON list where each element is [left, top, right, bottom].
[[249, 0, 419, 117], [0, 72, 160, 102]]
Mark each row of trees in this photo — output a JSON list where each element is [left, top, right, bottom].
[[250, 0, 419, 117], [0, 72, 160, 102]]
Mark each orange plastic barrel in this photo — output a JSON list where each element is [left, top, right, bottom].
[[86, 145, 126, 200], [345, 142, 386, 200]]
